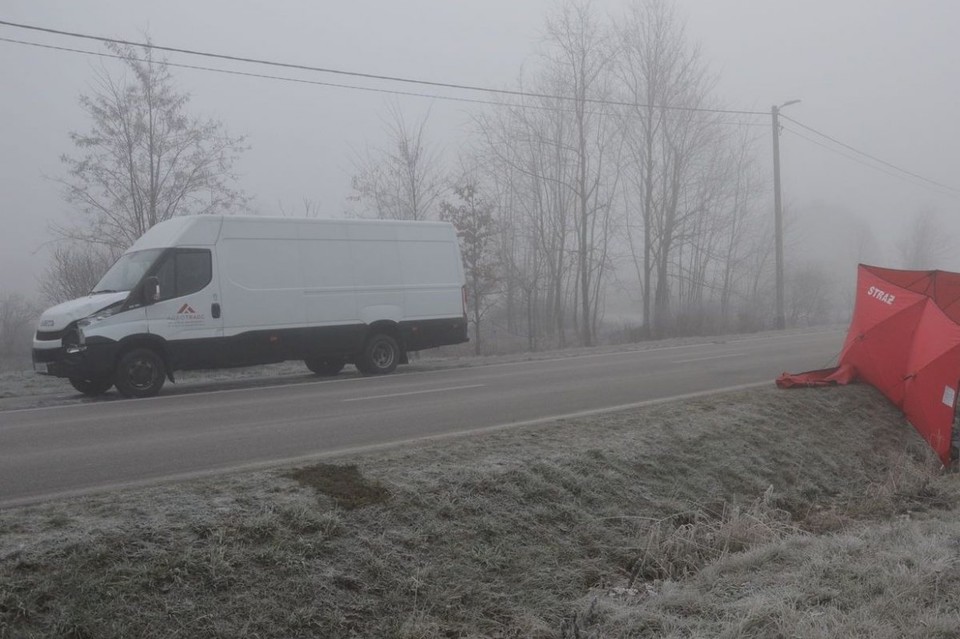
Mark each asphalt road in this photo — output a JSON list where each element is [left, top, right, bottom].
[[0, 329, 843, 507]]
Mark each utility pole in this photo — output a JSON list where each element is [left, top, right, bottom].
[[771, 99, 800, 331]]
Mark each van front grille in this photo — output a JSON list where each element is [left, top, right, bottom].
[[35, 329, 68, 342]]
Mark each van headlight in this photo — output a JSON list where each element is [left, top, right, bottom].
[[64, 323, 87, 354]]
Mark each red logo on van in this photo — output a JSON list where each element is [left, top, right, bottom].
[[169, 303, 205, 323]]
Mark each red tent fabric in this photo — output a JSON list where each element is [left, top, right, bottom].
[[777, 264, 960, 464]]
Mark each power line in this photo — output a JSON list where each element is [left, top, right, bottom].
[[4, 18, 951, 192], [781, 126, 905, 181], [0, 18, 769, 118], [0, 36, 516, 110], [781, 114, 960, 195], [0, 35, 770, 129], [781, 125, 959, 198]]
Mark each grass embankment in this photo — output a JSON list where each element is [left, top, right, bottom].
[[1, 384, 957, 638]]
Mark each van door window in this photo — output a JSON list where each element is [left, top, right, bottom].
[[152, 249, 212, 301], [175, 250, 212, 297]]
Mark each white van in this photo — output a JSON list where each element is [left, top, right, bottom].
[[32, 215, 468, 397]]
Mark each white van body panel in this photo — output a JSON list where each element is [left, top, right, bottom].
[[129, 216, 223, 251], [35, 292, 129, 334], [214, 216, 464, 336], [82, 308, 149, 343]]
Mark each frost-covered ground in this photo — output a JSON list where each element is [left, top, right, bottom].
[[2, 384, 955, 638], [7, 326, 958, 639]]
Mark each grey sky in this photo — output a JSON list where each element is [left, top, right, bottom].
[[2, 0, 958, 297]]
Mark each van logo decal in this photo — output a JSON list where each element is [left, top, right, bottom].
[[169, 303, 205, 324]]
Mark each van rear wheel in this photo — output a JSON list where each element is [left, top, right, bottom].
[[69, 376, 114, 397], [305, 357, 346, 376], [356, 333, 400, 375], [115, 348, 166, 398]]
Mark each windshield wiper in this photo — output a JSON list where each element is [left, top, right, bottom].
[[90, 289, 120, 294]]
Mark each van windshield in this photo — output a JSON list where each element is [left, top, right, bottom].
[[91, 249, 164, 294]]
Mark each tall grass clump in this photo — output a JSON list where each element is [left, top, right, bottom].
[[628, 487, 798, 583]]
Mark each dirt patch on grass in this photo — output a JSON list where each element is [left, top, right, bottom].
[[286, 463, 390, 509], [1, 383, 957, 638]]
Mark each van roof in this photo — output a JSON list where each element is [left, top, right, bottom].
[[126, 215, 455, 252]]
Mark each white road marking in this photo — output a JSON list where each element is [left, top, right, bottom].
[[672, 352, 747, 364], [342, 383, 486, 402]]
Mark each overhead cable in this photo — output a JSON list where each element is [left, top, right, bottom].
[[0, 18, 768, 118], [0, 35, 768, 128], [781, 114, 960, 195], [781, 125, 959, 198]]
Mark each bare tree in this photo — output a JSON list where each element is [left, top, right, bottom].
[[54, 40, 248, 253], [474, 79, 577, 349], [466, 0, 773, 348], [350, 104, 444, 221], [440, 182, 500, 354], [544, 1, 621, 347], [40, 244, 117, 304], [617, 0, 725, 337], [734, 209, 777, 331], [787, 263, 833, 326], [474, 1, 619, 348], [278, 198, 323, 218], [897, 207, 952, 269], [688, 126, 765, 331], [0, 292, 39, 359]]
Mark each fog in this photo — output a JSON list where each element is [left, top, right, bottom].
[[2, 0, 958, 312]]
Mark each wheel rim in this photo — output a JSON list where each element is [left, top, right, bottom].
[[127, 356, 159, 390], [371, 341, 395, 369]]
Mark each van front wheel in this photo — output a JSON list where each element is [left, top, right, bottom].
[[115, 348, 166, 398], [356, 333, 400, 375]]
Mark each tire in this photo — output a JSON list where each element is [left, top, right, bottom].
[[69, 376, 114, 397], [114, 348, 166, 398], [305, 357, 346, 376], [356, 333, 400, 375]]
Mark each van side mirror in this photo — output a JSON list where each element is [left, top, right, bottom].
[[143, 276, 161, 305]]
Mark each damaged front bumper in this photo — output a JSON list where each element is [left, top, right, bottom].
[[32, 338, 118, 379]]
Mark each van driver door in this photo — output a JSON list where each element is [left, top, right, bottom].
[[145, 248, 224, 369]]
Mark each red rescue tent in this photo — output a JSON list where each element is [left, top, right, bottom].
[[778, 264, 960, 464]]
